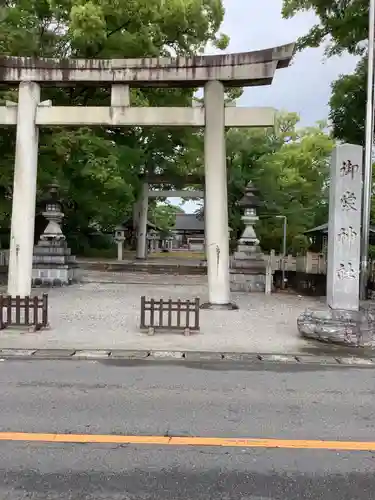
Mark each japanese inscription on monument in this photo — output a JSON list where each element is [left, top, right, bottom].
[[337, 163, 359, 278], [340, 160, 359, 179], [336, 262, 357, 280], [337, 226, 357, 245], [340, 190, 357, 211], [327, 144, 363, 311]]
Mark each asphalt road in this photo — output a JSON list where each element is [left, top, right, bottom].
[[0, 359, 374, 499]]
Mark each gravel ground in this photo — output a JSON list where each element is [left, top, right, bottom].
[[0, 271, 321, 353]]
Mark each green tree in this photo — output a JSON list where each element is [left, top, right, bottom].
[[195, 112, 333, 253], [281, 0, 369, 56], [329, 58, 366, 145], [254, 116, 333, 253], [280, 0, 375, 232], [150, 203, 184, 233], [0, 0, 231, 252], [281, 0, 368, 146]]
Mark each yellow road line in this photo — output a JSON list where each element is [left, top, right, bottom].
[[0, 432, 374, 450]]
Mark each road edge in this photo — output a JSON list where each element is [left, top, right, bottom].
[[0, 348, 374, 366]]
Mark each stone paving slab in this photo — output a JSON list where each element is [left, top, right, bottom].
[[32, 349, 76, 358], [72, 350, 110, 359], [336, 356, 374, 365], [110, 350, 150, 359], [295, 355, 341, 365], [149, 350, 184, 359], [184, 351, 223, 361], [0, 349, 36, 356], [218, 353, 260, 362], [258, 354, 299, 363]]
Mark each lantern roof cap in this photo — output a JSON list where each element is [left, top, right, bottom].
[[238, 181, 261, 208]]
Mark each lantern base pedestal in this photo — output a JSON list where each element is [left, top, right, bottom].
[[230, 268, 266, 293], [32, 239, 79, 287], [230, 250, 267, 293]]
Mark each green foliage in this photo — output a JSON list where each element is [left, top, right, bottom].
[[196, 112, 333, 253], [0, 0, 229, 250], [0, 0, 332, 259], [329, 57, 366, 145], [281, 0, 369, 56], [280, 0, 369, 146], [254, 121, 333, 252], [280, 0, 375, 226], [236, 113, 333, 253], [150, 203, 184, 232], [369, 245, 375, 261]]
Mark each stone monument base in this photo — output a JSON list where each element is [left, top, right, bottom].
[[32, 240, 79, 287], [297, 306, 375, 347], [230, 269, 266, 293]]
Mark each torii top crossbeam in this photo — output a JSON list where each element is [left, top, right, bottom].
[[0, 43, 295, 86]]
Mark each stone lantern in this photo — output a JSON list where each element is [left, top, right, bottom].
[[32, 181, 78, 287], [147, 229, 160, 254], [237, 182, 262, 254], [39, 182, 65, 242], [230, 182, 267, 292], [114, 225, 126, 261]]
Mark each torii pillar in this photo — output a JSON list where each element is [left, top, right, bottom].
[[136, 182, 149, 259], [201, 81, 237, 309], [8, 82, 40, 297]]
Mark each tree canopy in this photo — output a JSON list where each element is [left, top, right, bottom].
[[0, 0, 230, 253], [282, 0, 369, 56], [0, 0, 333, 257], [281, 0, 369, 147], [150, 203, 184, 233], [329, 58, 366, 145], [280, 0, 375, 255], [196, 112, 333, 254]]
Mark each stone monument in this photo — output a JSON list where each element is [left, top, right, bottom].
[[298, 144, 375, 346], [32, 182, 78, 286], [230, 182, 267, 292]]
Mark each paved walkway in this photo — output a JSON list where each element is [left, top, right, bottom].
[[0, 271, 332, 354]]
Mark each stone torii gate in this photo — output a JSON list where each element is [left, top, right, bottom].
[[135, 186, 204, 260], [0, 44, 294, 308]]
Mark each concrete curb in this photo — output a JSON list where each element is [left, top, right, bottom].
[[0, 348, 374, 367]]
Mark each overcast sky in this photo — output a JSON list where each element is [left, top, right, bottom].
[[171, 0, 359, 213], [219, 0, 358, 125]]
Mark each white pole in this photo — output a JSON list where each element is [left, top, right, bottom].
[[117, 241, 123, 261], [8, 82, 40, 297], [282, 216, 287, 289], [203, 81, 232, 307], [360, 0, 375, 299], [136, 182, 149, 259]]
